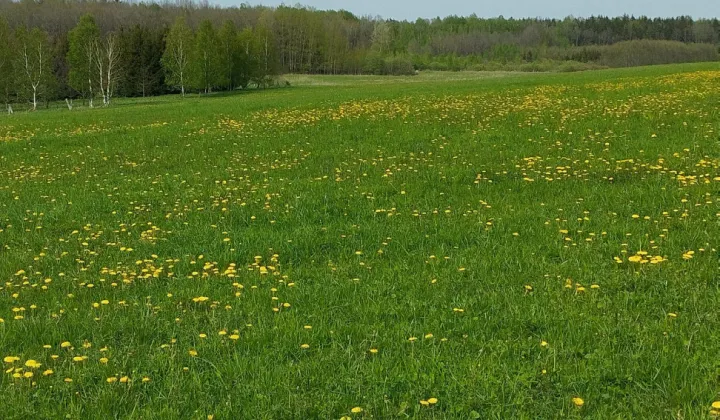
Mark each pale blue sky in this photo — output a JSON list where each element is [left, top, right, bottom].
[[219, 0, 719, 20]]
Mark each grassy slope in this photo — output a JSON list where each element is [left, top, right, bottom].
[[0, 62, 719, 418]]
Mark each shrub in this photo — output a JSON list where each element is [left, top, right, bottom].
[[383, 57, 416, 75]]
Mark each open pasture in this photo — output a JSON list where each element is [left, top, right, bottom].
[[1, 64, 720, 418]]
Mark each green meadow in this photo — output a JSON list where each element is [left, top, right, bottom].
[[1, 63, 720, 418]]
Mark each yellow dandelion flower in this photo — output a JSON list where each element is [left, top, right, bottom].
[[25, 360, 41, 369]]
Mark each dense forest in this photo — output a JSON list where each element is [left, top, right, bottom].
[[0, 0, 718, 109]]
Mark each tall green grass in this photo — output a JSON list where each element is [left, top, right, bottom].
[[0, 63, 719, 418]]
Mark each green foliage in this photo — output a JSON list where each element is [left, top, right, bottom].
[[235, 27, 259, 89], [1, 4, 720, 103], [189, 20, 225, 93], [363, 52, 386, 75], [67, 14, 99, 99], [253, 13, 280, 87], [161, 16, 193, 96], [597, 40, 719, 67], [118, 25, 166, 97], [217, 20, 238, 90], [363, 53, 415, 76], [0, 16, 14, 104]]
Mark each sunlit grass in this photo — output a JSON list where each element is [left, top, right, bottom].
[[0, 62, 719, 418]]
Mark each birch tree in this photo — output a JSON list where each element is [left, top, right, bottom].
[[190, 20, 224, 94], [14, 27, 53, 111], [162, 16, 193, 97], [93, 32, 121, 106], [67, 14, 100, 107]]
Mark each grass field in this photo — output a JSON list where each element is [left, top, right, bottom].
[[1, 63, 720, 419]]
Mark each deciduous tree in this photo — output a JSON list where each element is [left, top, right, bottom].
[[162, 16, 193, 97], [217, 20, 238, 90], [67, 14, 99, 107], [0, 17, 14, 109], [190, 20, 225, 94], [14, 27, 54, 111]]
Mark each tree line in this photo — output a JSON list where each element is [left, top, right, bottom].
[[0, 0, 718, 110], [0, 11, 280, 111]]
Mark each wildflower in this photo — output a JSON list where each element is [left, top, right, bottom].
[[107, 377, 118, 383], [351, 407, 363, 413], [428, 398, 438, 404], [572, 397, 584, 407], [300, 344, 310, 349], [369, 348, 378, 354], [3, 356, 20, 364], [25, 360, 41, 369], [188, 349, 198, 357], [42, 369, 53, 376]]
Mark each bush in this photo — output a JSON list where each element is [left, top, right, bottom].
[[383, 57, 416, 75], [363, 53, 386, 75], [363, 54, 416, 76]]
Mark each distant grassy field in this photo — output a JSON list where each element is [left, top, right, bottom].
[[1, 63, 720, 419], [283, 70, 534, 86]]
